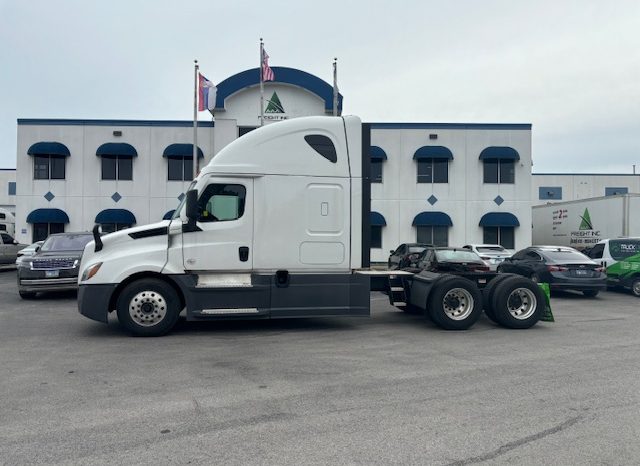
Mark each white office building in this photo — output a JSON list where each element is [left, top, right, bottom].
[[16, 66, 534, 262]]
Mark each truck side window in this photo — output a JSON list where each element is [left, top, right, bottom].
[[197, 184, 246, 223]]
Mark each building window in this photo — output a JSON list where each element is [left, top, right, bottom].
[[483, 226, 515, 249], [417, 159, 448, 183], [371, 226, 382, 248], [539, 187, 562, 200], [605, 187, 628, 196], [239, 127, 257, 137], [168, 158, 194, 181], [32, 222, 64, 242], [416, 226, 449, 246], [371, 160, 383, 183], [34, 155, 65, 180], [100, 223, 131, 234], [101, 156, 133, 180], [8, 182, 16, 196], [483, 160, 514, 184]]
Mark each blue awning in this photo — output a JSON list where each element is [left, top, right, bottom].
[[163, 210, 175, 220], [163, 144, 204, 159], [413, 146, 453, 160], [479, 147, 520, 160], [95, 209, 136, 225], [96, 143, 138, 158], [26, 208, 70, 224], [370, 146, 387, 160], [27, 142, 70, 158], [479, 212, 520, 227], [370, 211, 386, 226], [412, 211, 453, 226]]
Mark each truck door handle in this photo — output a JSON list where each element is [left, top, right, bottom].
[[239, 246, 249, 262]]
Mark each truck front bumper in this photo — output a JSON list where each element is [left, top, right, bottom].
[[78, 283, 118, 323]]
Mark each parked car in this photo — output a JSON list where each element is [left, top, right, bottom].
[[411, 247, 490, 273], [388, 243, 431, 269], [462, 244, 514, 271], [584, 238, 640, 297], [17, 232, 94, 299], [0, 232, 27, 267], [497, 246, 606, 297], [15, 241, 45, 263]]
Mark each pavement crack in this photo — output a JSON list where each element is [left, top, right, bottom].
[[446, 415, 583, 466]]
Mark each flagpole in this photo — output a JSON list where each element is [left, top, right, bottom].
[[333, 57, 338, 117], [193, 59, 199, 179], [259, 38, 264, 127]]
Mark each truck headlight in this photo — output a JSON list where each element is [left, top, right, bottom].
[[81, 262, 102, 281]]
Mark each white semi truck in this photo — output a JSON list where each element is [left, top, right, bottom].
[[78, 116, 548, 336], [532, 194, 640, 250]]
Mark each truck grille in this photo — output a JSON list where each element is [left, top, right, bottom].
[[31, 258, 77, 270]]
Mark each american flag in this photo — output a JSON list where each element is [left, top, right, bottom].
[[262, 49, 275, 82]]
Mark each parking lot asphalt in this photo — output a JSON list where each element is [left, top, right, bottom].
[[1, 270, 639, 465]]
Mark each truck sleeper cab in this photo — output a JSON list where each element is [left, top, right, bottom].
[[78, 116, 371, 336]]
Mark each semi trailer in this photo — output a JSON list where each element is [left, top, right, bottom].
[[77, 116, 548, 336], [532, 194, 640, 250]]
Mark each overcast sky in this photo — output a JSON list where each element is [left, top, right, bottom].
[[1, 0, 639, 172]]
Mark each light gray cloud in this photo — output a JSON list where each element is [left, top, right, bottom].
[[1, 0, 638, 173]]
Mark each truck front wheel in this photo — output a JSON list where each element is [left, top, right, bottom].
[[116, 278, 181, 337], [427, 276, 482, 330], [491, 277, 545, 329]]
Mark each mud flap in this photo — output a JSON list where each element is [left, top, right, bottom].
[[538, 283, 554, 322]]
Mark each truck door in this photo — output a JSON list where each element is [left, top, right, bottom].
[[182, 178, 253, 271]]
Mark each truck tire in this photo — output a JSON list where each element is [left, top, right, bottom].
[[427, 276, 483, 330], [491, 277, 546, 329], [116, 278, 181, 337], [482, 273, 520, 323], [19, 290, 37, 299], [631, 278, 640, 297]]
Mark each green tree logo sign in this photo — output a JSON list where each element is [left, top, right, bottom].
[[265, 92, 285, 113], [579, 208, 594, 230]]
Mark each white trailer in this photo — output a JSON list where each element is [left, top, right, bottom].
[[77, 116, 548, 336], [532, 194, 640, 250]]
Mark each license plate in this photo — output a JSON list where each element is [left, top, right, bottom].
[[45, 270, 59, 278], [575, 270, 587, 276]]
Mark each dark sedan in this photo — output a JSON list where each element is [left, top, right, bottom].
[[497, 246, 606, 297], [17, 232, 94, 299], [388, 243, 431, 269]]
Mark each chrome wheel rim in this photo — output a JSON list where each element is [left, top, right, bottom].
[[442, 288, 474, 321], [633, 281, 640, 296], [506, 288, 537, 320], [129, 290, 167, 327]]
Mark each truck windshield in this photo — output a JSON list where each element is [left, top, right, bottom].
[[42, 234, 93, 252], [609, 239, 640, 261], [171, 181, 197, 219]]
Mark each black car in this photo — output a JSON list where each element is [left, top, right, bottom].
[[413, 247, 490, 273], [497, 246, 606, 297], [388, 243, 431, 269], [17, 232, 94, 299]]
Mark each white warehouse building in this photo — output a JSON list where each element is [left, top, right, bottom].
[[16, 66, 534, 262]]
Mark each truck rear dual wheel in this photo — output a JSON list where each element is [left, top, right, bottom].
[[427, 276, 483, 330], [116, 278, 181, 337], [482, 273, 520, 323], [490, 277, 546, 329], [631, 278, 640, 297]]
